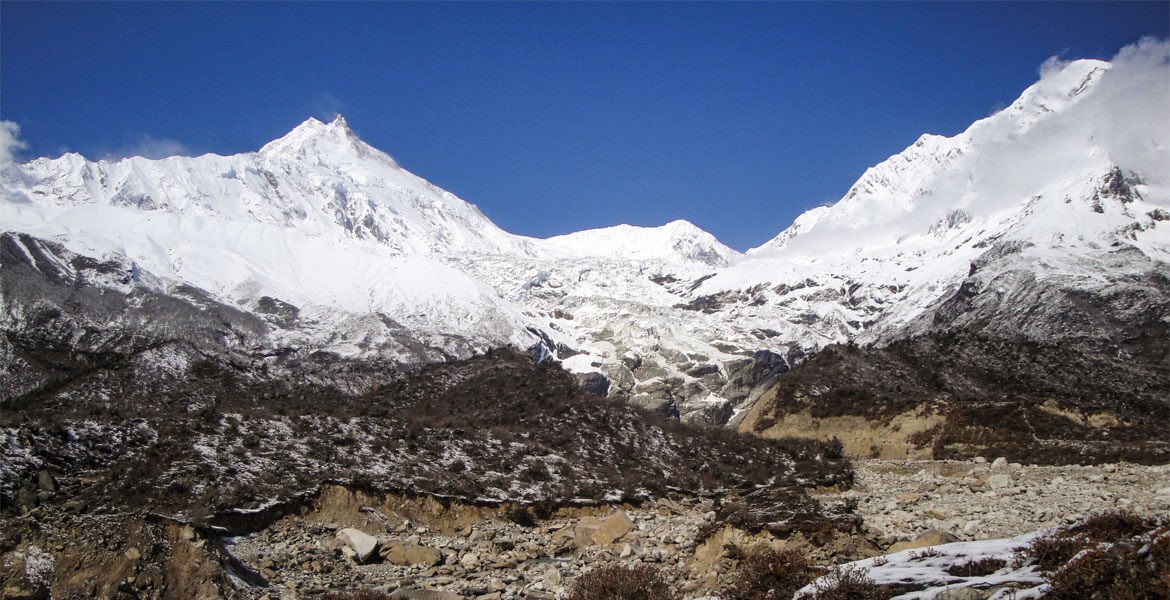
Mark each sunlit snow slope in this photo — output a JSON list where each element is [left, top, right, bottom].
[[696, 42, 1170, 348], [0, 116, 547, 360]]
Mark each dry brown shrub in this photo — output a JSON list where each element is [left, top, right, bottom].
[[320, 590, 392, 600], [721, 547, 824, 600], [813, 564, 920, 599], [564, 564, 675, 600], [1046, 540, 1169, 599], [944, 556, 1007, 577], [1070, 511, 1158, 542], [1029, 532, 1092, 573], [1023, 513, 1170, 599]]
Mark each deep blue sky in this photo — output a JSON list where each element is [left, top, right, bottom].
[[2, 2, 1167, 250]]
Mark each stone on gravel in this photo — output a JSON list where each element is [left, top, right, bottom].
[[591, 510, 634, 546], [381, 542, 443, 567], [335, 528, 378, 564], [888, 528, 958, 553], [389, 590, 464, 600]]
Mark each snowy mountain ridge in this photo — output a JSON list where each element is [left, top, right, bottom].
[[2, 41, 1168, 424], [699, 44, 1168, 349], [543, 220, 741, 267]]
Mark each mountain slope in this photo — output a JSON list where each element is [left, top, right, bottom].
[[723, 43, 1170, 459], [0, 117, 765, 420], [0, 116, 551, 364], [1, 42, 1168, 435], [693, 46, 1169, 349]]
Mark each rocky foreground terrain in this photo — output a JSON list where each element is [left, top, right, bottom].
[[1, 350, 852, 599], [215, 459, 1170, 599], [5, 454, 1165, 599]]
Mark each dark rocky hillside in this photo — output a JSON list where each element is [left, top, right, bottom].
[[1, 330, 853, 597], [741, 329, 1170, 465]]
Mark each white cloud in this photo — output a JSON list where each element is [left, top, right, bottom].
[[1082, 37, 1170, 204], [0, 121, 29, 164], [105, 134, 191, 160], [312, 93, 346, 122], [1038, 54, 1071, 79]]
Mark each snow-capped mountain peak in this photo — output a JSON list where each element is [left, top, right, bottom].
[[541, 219, 741, 267], [994, 58, 1109, 133], [259, 114, 387, 166], [747, 56, 1148, 258]]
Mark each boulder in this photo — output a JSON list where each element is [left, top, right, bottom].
[[629, 392, 679, 418], [888, 528, 959, 553], [573, 517, 604, 548], [591, 510, 634, 546], [574, 372, 611, 397], [459, 551, 480, 570], [987, 474, 1012, 489], [335, 528, 379, 563], [381, 541, 442, 567], [935, 588, 993, 600]]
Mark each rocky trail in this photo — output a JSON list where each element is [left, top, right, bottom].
[[824, 458, 1170, 551]]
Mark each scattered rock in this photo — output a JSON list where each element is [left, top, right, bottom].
[[35, 472, 57, 494], [389, 590, 465, 600], [987, 474, 1012, 489]]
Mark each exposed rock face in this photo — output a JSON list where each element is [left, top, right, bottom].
[[572, 371, 611, 397]]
